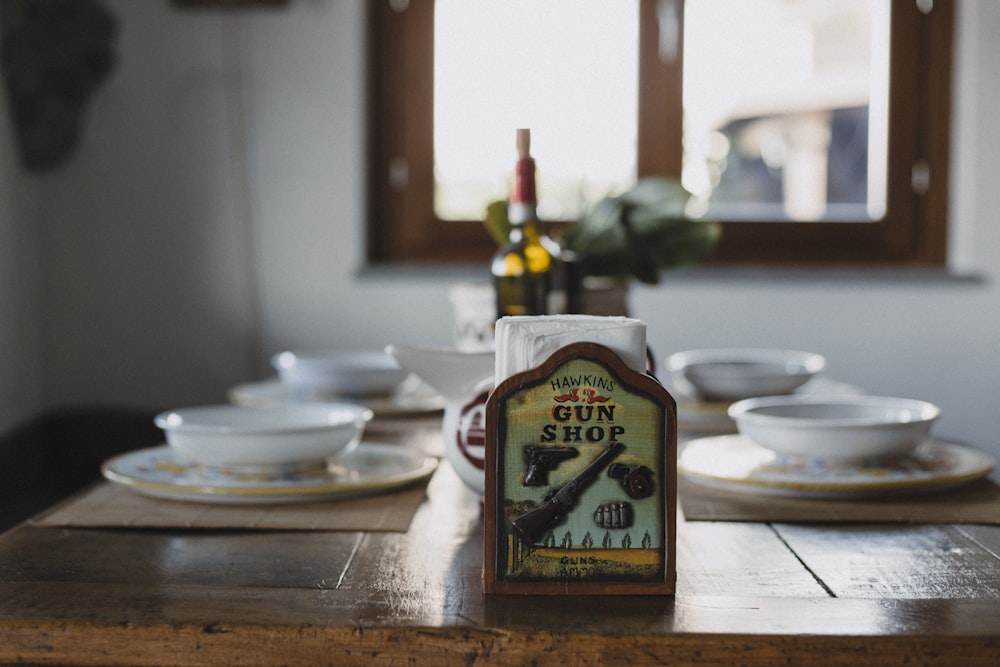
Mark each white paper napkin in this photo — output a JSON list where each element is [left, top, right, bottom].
[[494, 315, 647, 383]]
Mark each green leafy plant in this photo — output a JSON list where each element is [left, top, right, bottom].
[[485, 177, 720, 285]]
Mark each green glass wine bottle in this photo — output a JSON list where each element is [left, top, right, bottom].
[[491, 129, 560, 318]]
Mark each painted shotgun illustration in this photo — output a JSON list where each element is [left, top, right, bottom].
[[511, 441, 625, 545]]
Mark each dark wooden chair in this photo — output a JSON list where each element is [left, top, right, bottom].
[[0, 407, 162, 531]]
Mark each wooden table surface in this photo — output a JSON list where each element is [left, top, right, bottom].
[[1, 449, 999, 666]]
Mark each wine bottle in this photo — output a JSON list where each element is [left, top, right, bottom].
[[492, 129, 560, 318]]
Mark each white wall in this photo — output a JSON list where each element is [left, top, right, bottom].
[[6, 2, 999, 463]]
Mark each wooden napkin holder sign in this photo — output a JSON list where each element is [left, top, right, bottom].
[[484, 342, 676, 595]]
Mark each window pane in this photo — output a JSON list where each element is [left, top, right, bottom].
[[682, 0, 890, 222], [433, 0, 639, 222]]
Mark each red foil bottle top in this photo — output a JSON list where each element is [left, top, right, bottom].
[[512, 128, 536, 206], [512, 157, 536, 205]]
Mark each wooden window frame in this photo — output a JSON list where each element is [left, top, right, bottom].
[[367, 0, 952, 267]]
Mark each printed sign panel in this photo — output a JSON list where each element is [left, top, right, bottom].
[[484, 343, 676, 595]]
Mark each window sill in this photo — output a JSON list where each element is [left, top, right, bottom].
[[643, 265, 986, 286], [356, 262, 986, 287]]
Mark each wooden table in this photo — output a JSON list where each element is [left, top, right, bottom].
[[1, 460, 999, 666]]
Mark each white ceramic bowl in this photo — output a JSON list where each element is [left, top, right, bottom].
[[155, 403, 373, 467], [272, 349, 409, 398], [665, 348, 826, 402], [728, 395, 940, 462]]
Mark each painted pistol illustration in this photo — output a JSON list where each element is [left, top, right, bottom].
[[522, 445, 579, 486], [512, 441, 624, 546]]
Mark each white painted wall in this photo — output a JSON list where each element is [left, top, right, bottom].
[[2, 2, 998, 465]]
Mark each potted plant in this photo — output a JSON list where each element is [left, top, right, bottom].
[[485, 177, 721, 314]]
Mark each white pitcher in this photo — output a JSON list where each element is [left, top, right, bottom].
[[386, 344, 494, 495]]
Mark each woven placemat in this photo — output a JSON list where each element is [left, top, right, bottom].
[[679, 476, 1000, 524], [35, 478, 431, 532]]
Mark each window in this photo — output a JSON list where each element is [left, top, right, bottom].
[[367, 0, 952, 267]]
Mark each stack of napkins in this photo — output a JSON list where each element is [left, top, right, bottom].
[[494, 315, 647, 384]]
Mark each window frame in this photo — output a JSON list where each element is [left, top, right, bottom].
[[366, 0, 952, 267]]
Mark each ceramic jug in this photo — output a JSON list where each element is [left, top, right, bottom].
[[385, 344, 494, 495]]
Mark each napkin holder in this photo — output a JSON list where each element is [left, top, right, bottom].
[[484, 342, 676, 595]]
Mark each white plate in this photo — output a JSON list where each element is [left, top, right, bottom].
[[679, 434, 995, 499], [102, 443, 439, 504], [227, 376, 444, 417]]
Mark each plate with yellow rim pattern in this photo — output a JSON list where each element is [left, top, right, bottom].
[[102, 443, 438, 504], [679, 434, 995, 499]]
